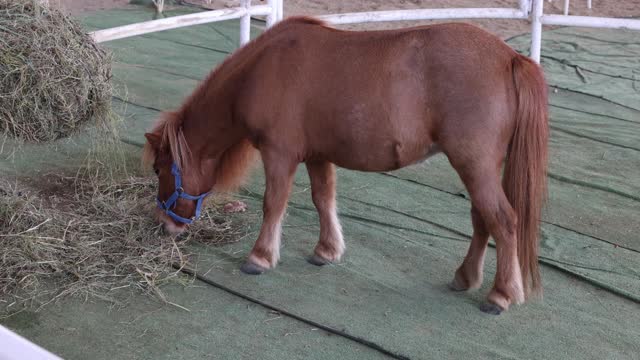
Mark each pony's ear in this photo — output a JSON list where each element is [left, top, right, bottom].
[[144, 132, 161, 148]]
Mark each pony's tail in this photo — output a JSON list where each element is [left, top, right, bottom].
[[503, 55, 549, 299]]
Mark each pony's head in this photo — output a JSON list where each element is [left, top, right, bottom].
[[143, 111, 258, 234], [143, 112, 213, 235]]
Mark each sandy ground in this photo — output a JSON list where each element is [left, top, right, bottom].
[[52, 0, 640, 39]]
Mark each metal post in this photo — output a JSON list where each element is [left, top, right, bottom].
[[266, 0, 277, 27], [277, 0, 284, 21], [240, 0, 251, 45], [519, 0, 531, 17], [563, 0, 570, 15], [530, 0, 543, 63]]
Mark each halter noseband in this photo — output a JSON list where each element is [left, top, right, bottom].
[[156, 163, 209, 225]]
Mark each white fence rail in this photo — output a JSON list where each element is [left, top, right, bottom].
[[540, 14, 640, 30], [90, 0, 283, 44], [0, 325, 63, 360], [318, 7, 528, 25], [89, 0, 640, 65]]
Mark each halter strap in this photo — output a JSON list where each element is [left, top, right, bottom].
[[156, 163, 209, 225]]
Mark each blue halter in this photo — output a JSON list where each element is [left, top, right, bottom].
[[156, 163, 209, 225]]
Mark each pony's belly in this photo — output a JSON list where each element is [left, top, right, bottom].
[[331, 142, 439, 172]]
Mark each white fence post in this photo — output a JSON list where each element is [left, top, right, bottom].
[[519, 0, 531, 17], [240, 0, 251, 45], [277, 0, 284, 21], [530, 0, 544, 63], [266, 0, 277, 27]]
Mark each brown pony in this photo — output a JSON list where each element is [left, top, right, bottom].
[[143, 17, 548, 315]]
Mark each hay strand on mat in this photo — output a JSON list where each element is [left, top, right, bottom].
[[0, 0, 113, 142]]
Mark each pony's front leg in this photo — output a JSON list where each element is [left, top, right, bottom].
[[241, 154, 297, 275], [305, 161, 345, 266]]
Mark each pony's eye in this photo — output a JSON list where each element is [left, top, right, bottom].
[[154, 168, 159, 176]]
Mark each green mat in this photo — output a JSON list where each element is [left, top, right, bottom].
[[1, 7, 639, 360]]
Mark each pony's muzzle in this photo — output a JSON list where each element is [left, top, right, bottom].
[[157, 209, 187, 235]]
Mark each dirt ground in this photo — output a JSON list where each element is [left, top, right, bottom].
[[51, 0, 640, 39]]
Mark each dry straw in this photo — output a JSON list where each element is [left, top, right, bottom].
[[0, 153, 251, 315], [0, 119, 253, 315], [0, 0, 113, 142]]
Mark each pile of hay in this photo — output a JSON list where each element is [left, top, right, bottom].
[[0, 158, 251, 314], [0, 0, 113, 142], [0, 0, 250, 315]]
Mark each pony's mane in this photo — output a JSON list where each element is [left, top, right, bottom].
[[142, 111, 191, 171], [142, 110, 258, 192], [213, 139, 259, 192]]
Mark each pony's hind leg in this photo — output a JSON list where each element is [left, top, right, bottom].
[[449, 206, 489, 291], [454, 164, 525, 315], [241, 152, 297, 275], [305, 161, 345, 266]]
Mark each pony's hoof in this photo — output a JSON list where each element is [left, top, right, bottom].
[[479, 303, 504, 315], [240, 261, 266, 275], [307, 254, 332, 266], [448, 280, 468, 292]]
